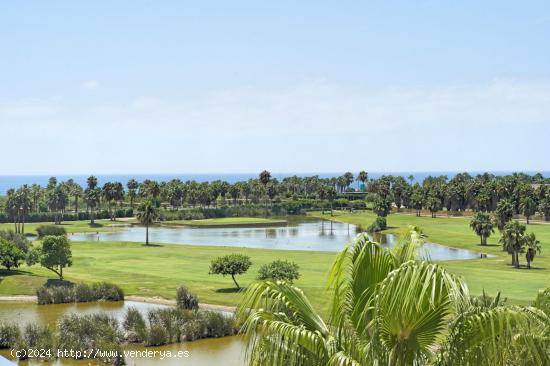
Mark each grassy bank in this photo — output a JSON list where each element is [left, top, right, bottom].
[[308, 210, 550, 304], [0, 219, 129, 235], [162, 217, 287, 227], [0, 241, 335, 314]]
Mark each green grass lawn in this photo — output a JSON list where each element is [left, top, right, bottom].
[[0, 219, 128, 235], [0, 241, 335, 315], [308, 210, 550, 304], [162, 217, 287, 227]]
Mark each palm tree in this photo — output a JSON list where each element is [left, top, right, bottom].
[[524, 232, 541, 269], [520, 195, 538, 224], [127, 179, 139, 208], [85, 188, 101, 225], [136, 199, 159, 245], [500, 220, 526, 268], [469, 212, 494, 245], [237, 227, 549, 366], [357, 171, 368, 190]]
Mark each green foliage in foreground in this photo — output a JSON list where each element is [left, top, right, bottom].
[[238, 228, 550, 365]]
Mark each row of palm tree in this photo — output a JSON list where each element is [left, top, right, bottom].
[[237, 227, 550, 365]]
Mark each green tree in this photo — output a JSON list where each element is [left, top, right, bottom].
[[259, 170, 271, 186], [0, 239, 25, 271], [426, 193, 442, 218], [520, 195, 538, 224], [373, 196, 392, 217], [237, 229, 549, 366], [524, 232, 541, 269], [127, 179, 139, 208], [136, 199, 159, 245], [85, 188, 101, 225], [500, 220, 526, 268], [209, 254, 252, 289], [469, 212, 494, 246], [357, 171, 368, 190], [494, 199, 514, 231], [257, 260, 300, 283], [39, 235, 72, 279]]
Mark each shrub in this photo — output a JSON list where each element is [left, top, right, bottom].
[[58, 313, 124, 365], [91, 282, 124, 301], [200, 311, 235, 338], [36, 225, 67, 238], [257, 260, 300, 283], [146, 324, 169, 346], [0, 323, 20, 348], [36, 282, 124, 304], [15, 324, 55, 360], [123, 307, 147, 343], [367, 216, 387, 232], [176, 286, 199, 310]]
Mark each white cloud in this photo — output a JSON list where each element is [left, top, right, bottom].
[[80, 80, 99, 89]]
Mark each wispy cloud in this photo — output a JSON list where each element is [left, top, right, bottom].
[[80, 80, 99, 89], [1, 79, 549, 173]]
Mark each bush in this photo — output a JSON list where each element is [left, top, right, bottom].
[[146, 324, 169, 346], [123, 307, 147, 343], [367, 216, 387, 232], [257, 260, 300, 283], [0, 323, 20, 348], [36, 225, 67, 238], [91, 282, 124, 301], [36, 282, 124, 304], [15, 324, 55, 360], [58, 313, 124, 365], [200, 311, 235, 338], [176, 286, 199, 310]]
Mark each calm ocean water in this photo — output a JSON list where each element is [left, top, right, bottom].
[[0, 172, 548, 196]]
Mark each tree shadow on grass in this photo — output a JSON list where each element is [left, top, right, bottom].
[[142, 243, 163, 247], [0, 269, 38, 277], [215, 287, 246, 294]]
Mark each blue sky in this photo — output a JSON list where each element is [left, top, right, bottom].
[[0, 1, 549, 174]]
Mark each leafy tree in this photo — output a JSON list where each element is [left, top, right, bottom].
[[524, 232, 541, 269], [494, 199, 514, 231], [520, 195, 538, 224], [257, 260, 300, 283], [209, 254, 252, 289], [410, 185, 424, 216], [356, 171, 368, 190], [469, 212, 494, 246], [127, 179, 139, 208], [136, 199, 159, 245], [40, 235, 72, 279], [500, 220, 526, 268], [0, 239, 25, 271], [237, 230, 549, 366], [85, 188, 101, 225], [539, 196, 550, 221], [259, 170, 271, 186], [373, 196, 392, 217], [426, 193, 442, 218]]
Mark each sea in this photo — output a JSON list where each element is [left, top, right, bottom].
[[0, 172, 548, 196]]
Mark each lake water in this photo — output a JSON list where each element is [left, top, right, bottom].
[[0, 300, 245, 366], [70, 217, 483, 261]]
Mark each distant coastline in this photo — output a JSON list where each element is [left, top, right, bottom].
[[0, 171, 548, 195]]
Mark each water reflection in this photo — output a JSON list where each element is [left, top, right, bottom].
[[69, 218, 484, 260]]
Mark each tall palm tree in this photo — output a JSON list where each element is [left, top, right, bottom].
[[136, 199, 159, 245], [524, 232, 541, 269], [238, 227, 549, 366], [500, 220, 526, 268], [469, 212, 494, 245]]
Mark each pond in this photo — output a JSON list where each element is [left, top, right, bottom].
[[70, 217, 484, 261], [0, 300, 245, 366]]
